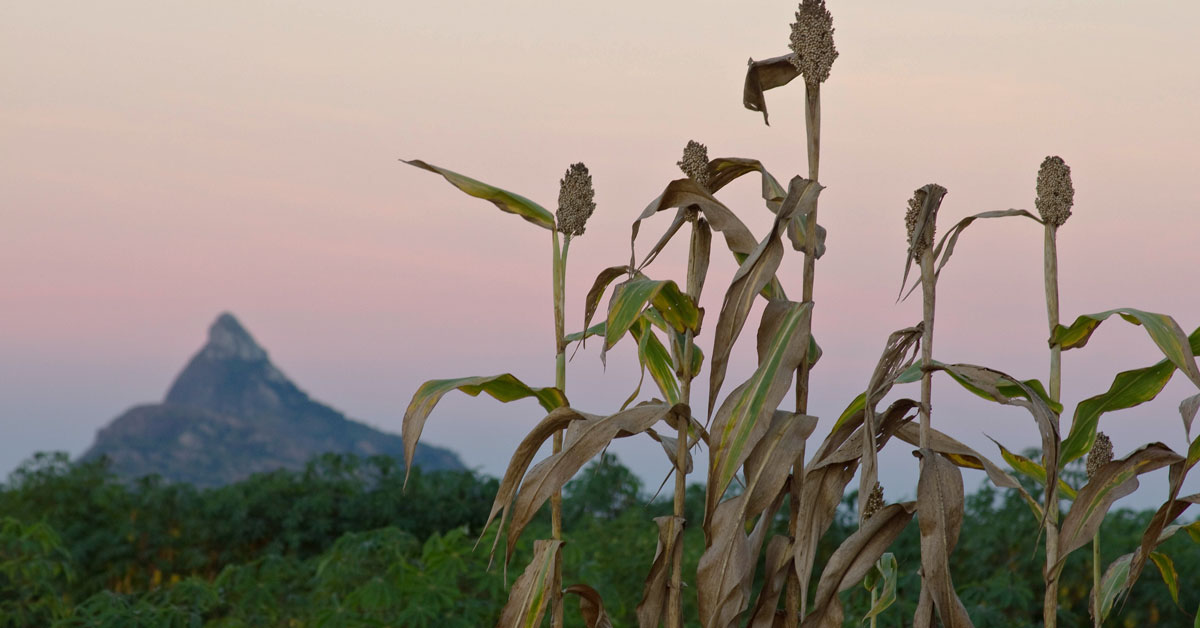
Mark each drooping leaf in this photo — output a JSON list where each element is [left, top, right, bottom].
[[708, 300, 813, 508], [635, 177, 759, 258], [645, 429, 694, 474], [858, 325, 924, 521], [911, 450, 974, 628], [802, 502, 917, 628], [1055, 443, 1183, 574], [1095, 553, 1132, 623], [1148, 552, 1181, 607], [902, 209, 1042, 301], [495, 539, 563, 628], [564, 584, 615, 628], [581, 266, 636, 344], [707, 157, 827, 259], [631, 317, 681, 406], [505, 403, 687, 561], [863, 553, 900, 624], [743, 54, 801, 125], [1052, 308, 1200, 388], [747, 535, 794, 628], [566, 321, 607, 344], [1123, 492, 1200, 611], [402, 374, 566, 483], [403, 159, 556, 231], [898, 184, 949, 301], [698, 488, 786, 628], [708, 178, 823, 415], [1181, 393, 1200, 439], [989, 437, 1077, 500], [636, 516, 685, 628], [605, 278, 701, 355]]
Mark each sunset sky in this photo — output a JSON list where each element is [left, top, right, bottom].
[[3, 1, 1198, 505]]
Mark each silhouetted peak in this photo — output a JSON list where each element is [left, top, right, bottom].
[[204, 312, 267, 362]]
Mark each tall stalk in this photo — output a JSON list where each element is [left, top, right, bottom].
[[1036, 155, 1073, 628], [904, 185, 944, 451], [783, 2, 837, 621], [1087, 432, 1112, 626], [551, 163, 596, 628]]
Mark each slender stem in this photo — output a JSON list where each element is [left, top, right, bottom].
[[1043, 223, 1061, 628], [550, 232, 569, 628], [1092, 533, 1102, 627], [869, 587, 878, 628], [919, 248, 935, 450], [787, 80, 821, 625]]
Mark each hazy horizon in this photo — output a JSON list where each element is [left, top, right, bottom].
[[3, 1, 1199, 507]]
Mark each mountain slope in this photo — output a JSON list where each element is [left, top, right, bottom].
[[82, 313, 463, 486]]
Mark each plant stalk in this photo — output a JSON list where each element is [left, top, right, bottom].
[[919, 248, 935, 450], [667, 223, 703, 628], [787, 80, 821, 625], [1092, 533, 1102, 627], [1043, 223, 1061, 628], [869, 588, 878, 628], [551, 232, 570, 628]]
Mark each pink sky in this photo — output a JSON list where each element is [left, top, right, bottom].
[[3, 1, 1198, 505]]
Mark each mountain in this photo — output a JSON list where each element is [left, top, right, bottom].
[[81, 313, 464, 486]]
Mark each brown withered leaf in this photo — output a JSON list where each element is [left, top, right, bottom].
[[902, 209, 1042, 302], [636, 516, 685, 628], [706, 156, 828, 259], [708, 301, 812, 516], [1054, 442, 1183, 575], [688, 217, 713, 302], [741, 412, 818, 520], [1108, 492, 1200, 617], [636, 177, 759, 258], [894, 423, 1043, 519], [708, 177, 823, 416], [898, 184, 948, 301], [636, 208, 689, 272], [747, 535, 794, 628], [698, 490, 786, 628], [646, 428, 694, 474], [913, 449, 974, 628], [743, 54, 801, 125], [495, 539, 563, 628], [802, 502, 917, 628], [564, 584, 615, 628], [505, 403, 687, 561], [859, 325, 924, 522]]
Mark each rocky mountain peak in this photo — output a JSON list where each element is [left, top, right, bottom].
[[203, 312, 267, 362]]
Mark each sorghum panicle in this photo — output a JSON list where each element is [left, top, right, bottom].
[[1036, 156, 1074, 228], [788, 0, 838, 86], [863, 482, 885, 522], [905, 185, 944, 259], [1087, 432, 1113, 480], [677, 140, 712, 192], [557, 163, 596, 237]]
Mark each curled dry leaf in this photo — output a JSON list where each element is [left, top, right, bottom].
[[636, 516, 686, 628], [801, 502, 917, 628], [707, 157, 827, 259], [403, 159, 557, 231], [708, 178, 823, 416], [743, 54, 802, 125], [564, 584, 615, 628], [646, 428, 694, 474], [912, 449, 974, 628], [698, 490, 786, 628], [858, 325, 923, 522], [901, 209, 1042, 302], [495, 539, 563, 628], [898, 184, 949, 301], [402, 374, 567, 484]]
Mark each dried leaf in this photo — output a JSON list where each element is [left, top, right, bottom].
[[802, 502, 917, 628], [495, 539, 563, 628], [402, 374, 566, 484], [646, 429, 694, 474], [564, 584, 615, 628], [698, 489, 786, 628], [635, 177, 759, 258], [708, 300, 812, 512], [403, 159, 556, 231], [743, 54, 801, 125], [1055, 442, 1183, 574], [1181, 393, 1200, 439], [747, 535, 793, 628], [708, 178, 823, 415], [636, 516, 686, 628], [506, 403, 687, 561], [897, 184, 948, 301], [858, 325, 924, 521], [912, 450, 974, 628], [707, 157, 826, 259], [902, 209, 1042, 301]]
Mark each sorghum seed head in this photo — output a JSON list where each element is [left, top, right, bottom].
[[1036, 156, 1074, 227], [905, 186, 942, 258], [557, 162, 596, 237], [677, 140, 712, 193], [864, 482, 885, 522], [788, 0, 838, 86], [1087, 432, 1113, 479]]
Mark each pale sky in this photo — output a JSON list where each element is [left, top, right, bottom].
[[2, 1, 1198, 506]]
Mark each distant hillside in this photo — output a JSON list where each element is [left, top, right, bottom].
[[82, 313, 463, 486]]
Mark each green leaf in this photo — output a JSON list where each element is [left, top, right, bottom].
[[565, 322, 606, 344], [604, 278, 700, 353], [1060, 360, 1176, 465], [1052, 308, 1200, 388], [402, 159, 556, 231], [632, 317, 681, 406], [1097, 553, 1132, 622], [863, 553, 899, 623], [991, 438, 1077, 499], [1148, 551, 1181, 607], [401, 374, 566, 483]]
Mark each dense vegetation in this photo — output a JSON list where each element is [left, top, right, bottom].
[[1, 452, 1195, 626]]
